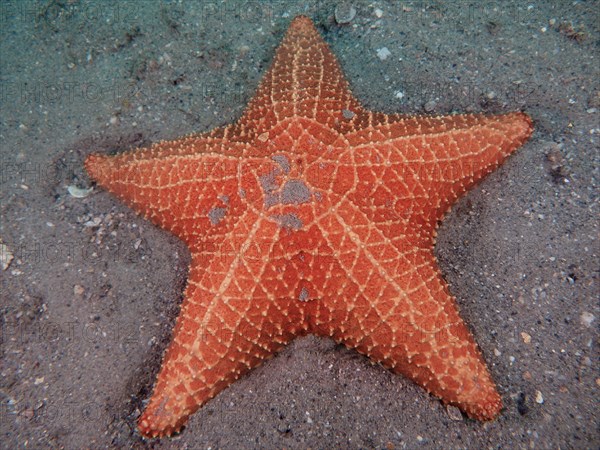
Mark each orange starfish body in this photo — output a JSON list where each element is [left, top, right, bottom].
[[85, 16, 532, 437]]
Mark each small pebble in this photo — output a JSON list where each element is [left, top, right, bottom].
[[0, 240, 13, 271], [305, 411, 313, 424], [74, 285, 85, 296], [335, 3, 357, 24], [376, 47, 391, 60], [521, 332, 532, 344], [580, 312, 595, 328], [68, 185, 93, 198], [535, 390, 544, 404], [446, 405, 462, 421], [424, 100, 437, 112]]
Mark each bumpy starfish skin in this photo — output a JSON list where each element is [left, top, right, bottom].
[[85, 16, 533, 437]]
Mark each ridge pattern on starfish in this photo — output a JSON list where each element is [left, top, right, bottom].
[[85, 16, 533, 437]]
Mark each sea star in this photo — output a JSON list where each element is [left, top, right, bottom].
[[85, 16, 533, 437]]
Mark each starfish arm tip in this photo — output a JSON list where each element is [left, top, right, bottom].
[[508, 111, 534, 141], [290, 15, 315, 28], [84, 153, 111, 185], [138, 410, 186, 439], [460, 388, 503, 421]]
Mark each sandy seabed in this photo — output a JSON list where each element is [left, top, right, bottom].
[[1, 1, 598, 448]]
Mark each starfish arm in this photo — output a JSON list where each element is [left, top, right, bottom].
[[231, 16, 382, 142], [330, 252, 502, 420], [85, 137, 249, 245], [316, 200, 501, 420], [343, 111, 533, 233], [138, 217, 306, 437]]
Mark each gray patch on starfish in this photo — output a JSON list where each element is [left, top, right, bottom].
[[272, 154, 290, 174], [259, 171, 278, 193], [272, 213, 303, 230], [298, 286, 309, 302], [258, 172, 279, 208], [208, 207, 227, 225], [260, 171, 280, 207], [265, 194, 279, 208], [281, 179, 311, 205], [239, 189, 246, 198], [218, 194, 229, 204], [342, 109, 355, 120]]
